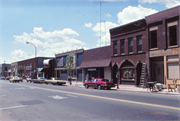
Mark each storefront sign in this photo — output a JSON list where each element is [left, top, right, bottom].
[[57, 58, 64, 67], [88, 68, 96, 71], [26, 66, 32, 70]]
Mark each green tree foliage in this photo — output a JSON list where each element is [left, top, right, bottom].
[[17, 66, 24, 76], [65, 55, 74, 75]]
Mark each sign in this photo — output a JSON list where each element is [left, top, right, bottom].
[[26, 66, 32, 70], [88, 68, 96, 71], [57, 58, 64, 67]]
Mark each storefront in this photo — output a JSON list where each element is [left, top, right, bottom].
[[54, 49, 84, 82], [80, 46, 111, 82]]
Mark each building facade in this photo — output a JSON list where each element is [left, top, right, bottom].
[[17, 57, 54, 78], [110, 19, 149, 86], [80, 46, 111, 82], [145, 6, 180, 85], [0, 63, 11, 77], [55, 49, 84, 82]]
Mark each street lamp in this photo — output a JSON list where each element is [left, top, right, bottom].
[[26, 42, 37, 78]]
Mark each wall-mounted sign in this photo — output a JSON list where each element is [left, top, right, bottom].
[[88, 68, 96, 71], [57, 58, 64, 67], [26, 66, 32, 70]]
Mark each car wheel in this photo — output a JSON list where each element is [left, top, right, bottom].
[[98, 85, 101, 90], [85, 84, 89, 89]]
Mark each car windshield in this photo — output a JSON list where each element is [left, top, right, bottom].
[[101, 79, 109, 82], [14, 77, 19, 79]]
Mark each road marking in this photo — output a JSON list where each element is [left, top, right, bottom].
[[48, 95, 67, 100], [67, 94, 78, 98], [0, 105, 28, 110], [2, 82, 180, 111], [15, 87, 26, 90]]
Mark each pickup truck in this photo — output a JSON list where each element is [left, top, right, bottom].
[[45, 78, 66, 85]]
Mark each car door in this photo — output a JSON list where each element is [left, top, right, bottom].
[[92, 79, 98, 88]]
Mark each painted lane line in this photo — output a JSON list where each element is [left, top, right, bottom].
[[48, 95, 67, 100], [67, 94, 78, 98], [3, 82, 180, 111], [15, 87, 26, 90], [0, 105, 28, 110]]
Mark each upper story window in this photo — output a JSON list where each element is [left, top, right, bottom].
[[120, 39, 125, 55], [128, 37, 133, 54], [169, 25, 177, 46], [149, 27, 158, 49], [113, 41, 117, 55], [137, 35, 142, 52], [168, 21, 178, 47]]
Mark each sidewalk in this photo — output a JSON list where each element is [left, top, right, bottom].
[[66, 81, 180, 95]]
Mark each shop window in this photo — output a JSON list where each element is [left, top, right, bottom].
[[150, 30, 157, 48], [120, 61, 135, 81], [169, 25, 177, 46], [113, 41, 117, 55], [120, 39, 125, 55], [137, 35, 142, 52], [167, 63, 179, 79], [128, 37, 133, 54]]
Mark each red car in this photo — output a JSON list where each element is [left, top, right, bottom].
[[84, 78, 115, 90], [5, 76, 10, 80]]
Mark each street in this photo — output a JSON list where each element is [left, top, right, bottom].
[[0, 80, 180, 121]]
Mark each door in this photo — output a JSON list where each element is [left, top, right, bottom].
[[155, 66, 163, 84]]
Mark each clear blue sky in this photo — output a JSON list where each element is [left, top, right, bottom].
[[0, 0, 179, 64]]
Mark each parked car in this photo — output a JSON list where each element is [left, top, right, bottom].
[[26, 77, 32, 83], [84, 78, 115, 90], [5, 76, 10, 80], [33, 77, 46, 84], [1, 76, 5, 80], [45, 77, 66, 85], [18, 77, 23, 82], [9, 76, 21, 83]]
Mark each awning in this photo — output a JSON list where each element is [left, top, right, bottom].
[[36, 68, 43, 73], [80, 59, 111, 68], [43, 59, 52, 65]]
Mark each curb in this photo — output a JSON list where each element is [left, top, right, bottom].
[[66, 84, 180, 95]]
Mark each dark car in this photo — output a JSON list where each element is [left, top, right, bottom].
[[84, 78, 115, 90], [33, 77, 46, 84]]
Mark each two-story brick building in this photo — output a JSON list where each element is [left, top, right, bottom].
[[110, 19, 149, 86], [146, 6, 180, 85]]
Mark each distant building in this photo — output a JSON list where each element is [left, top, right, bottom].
[[0, 63, 11, 77]]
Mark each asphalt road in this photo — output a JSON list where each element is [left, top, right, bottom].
[[0, 79, 180, 121]]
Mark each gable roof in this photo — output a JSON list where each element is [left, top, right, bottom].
[[80, 46, 111, 68]]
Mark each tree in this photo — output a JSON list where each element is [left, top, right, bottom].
[[65, 55, 74, 76], [17, 66, 24, 76]]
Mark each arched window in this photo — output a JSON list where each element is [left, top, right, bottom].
[[120, 61, 135, 81]]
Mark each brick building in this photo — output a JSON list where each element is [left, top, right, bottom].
[[146, 5, 180, 85], [17, 57, 54, 78], [110, 19, 149, 86]]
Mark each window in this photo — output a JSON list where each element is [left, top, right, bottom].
[[113, 41, 117, 55], [150, 30, 157, 48], [137, 35, 142, 52], [169, 25, 177, 46], [120, 39, 125, 55], [30, 63, 32, 67], [34, 63, 36, 68], [128, 37, 133, 54]]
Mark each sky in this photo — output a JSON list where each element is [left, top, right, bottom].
[[0, 0, 179, 64]]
